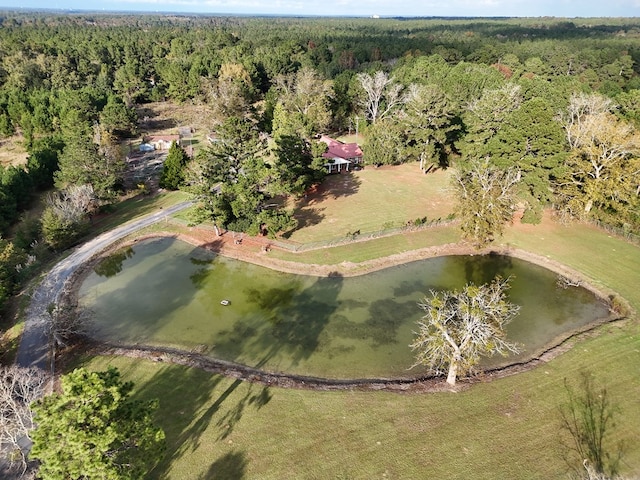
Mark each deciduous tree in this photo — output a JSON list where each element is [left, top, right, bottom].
[[557, 93, 640, 230], [272, 66, 333, 138], [0, 366, 48, 476], [410, 277, 520, 386], [453, 160, 521, 248], [40, 185, 96, 250], [559, 371, 624, 479]]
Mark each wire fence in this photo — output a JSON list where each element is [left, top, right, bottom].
[[262, 217, 456, 252], [585, 219, 640, 246]]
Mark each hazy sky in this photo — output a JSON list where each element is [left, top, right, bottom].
[[1, 0, 639, 17]]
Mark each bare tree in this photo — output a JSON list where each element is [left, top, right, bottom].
[[410, 277, 520, 386], [356, 71, 405, 123], [0, 366, 48, 476], [559, 93, 615, 149], [46, 284, 91, 348], [45, 184, 97, 224]]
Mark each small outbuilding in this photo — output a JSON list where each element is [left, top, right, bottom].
[[144, 135, 180, 151]]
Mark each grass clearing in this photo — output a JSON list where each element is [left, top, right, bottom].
[[87, 190, 190, 236], [287, 164, 454, 243], [0, 134, 28, 167]]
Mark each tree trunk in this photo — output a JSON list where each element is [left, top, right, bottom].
[[446, 360, 458, 385]]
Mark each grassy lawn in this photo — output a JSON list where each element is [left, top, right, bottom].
[[87, 190, 190, 236], [68, 165, 640, 478], [287, 164, 454, 243]]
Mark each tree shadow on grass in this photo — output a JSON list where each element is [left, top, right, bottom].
[[131, 357, 271, 479], [129, 363, 222, 478], [215, 382, 272, 441], [286, 206, 326, 237], [198, 450, 248, 480], [320, 172, 362, 200]]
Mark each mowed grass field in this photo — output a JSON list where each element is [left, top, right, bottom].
[[76, 166, 640, 479], [287, 164, 454, 243]]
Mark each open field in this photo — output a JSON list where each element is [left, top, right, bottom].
[[287, 164, 454, 243], [69, 164, 640, 479]]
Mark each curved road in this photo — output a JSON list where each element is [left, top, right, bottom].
[[16, 201, 193, 370]]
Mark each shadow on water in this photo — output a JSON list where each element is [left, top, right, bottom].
[[463, 252, 514, 285], [81, 237, 223, 342], [331, 298, 416, 347], [213, 271, 344, 370]]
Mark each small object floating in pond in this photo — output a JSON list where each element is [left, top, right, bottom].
[[220, 299, 230, 306]]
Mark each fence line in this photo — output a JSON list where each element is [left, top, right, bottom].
[[584, 219, 640, 246], [255, 218, 454, 253], [170, 215, 456, 252]]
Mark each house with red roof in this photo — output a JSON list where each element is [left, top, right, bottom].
[[319, 135, 363, 174]]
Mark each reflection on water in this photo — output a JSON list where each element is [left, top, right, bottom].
[[79, 237, 611, 379], [94, 246, 135, 278]]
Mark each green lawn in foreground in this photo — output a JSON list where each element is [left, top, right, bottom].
[[80, 215, 640, 479]]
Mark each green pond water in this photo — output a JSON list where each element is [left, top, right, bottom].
[[79, 237, 610, 379]]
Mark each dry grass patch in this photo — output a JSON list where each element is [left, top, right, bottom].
[[0, 135, 28, 167]]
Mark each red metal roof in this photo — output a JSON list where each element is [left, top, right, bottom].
[[319, 135, 362, 160]]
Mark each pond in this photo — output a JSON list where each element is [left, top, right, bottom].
[[78, 237, 610, 380]]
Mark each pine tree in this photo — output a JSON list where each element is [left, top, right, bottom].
[[159, 141, 189, 190], [30, 367, 165, 480]]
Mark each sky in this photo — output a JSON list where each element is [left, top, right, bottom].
[[1, 0, 639, 18]]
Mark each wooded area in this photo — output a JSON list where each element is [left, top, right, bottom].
[[0, 12, 639, 310]]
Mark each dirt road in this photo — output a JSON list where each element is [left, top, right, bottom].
[[16, 201, 193, 371]]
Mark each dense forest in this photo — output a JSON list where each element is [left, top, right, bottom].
[[0, 12, 639, 310]]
